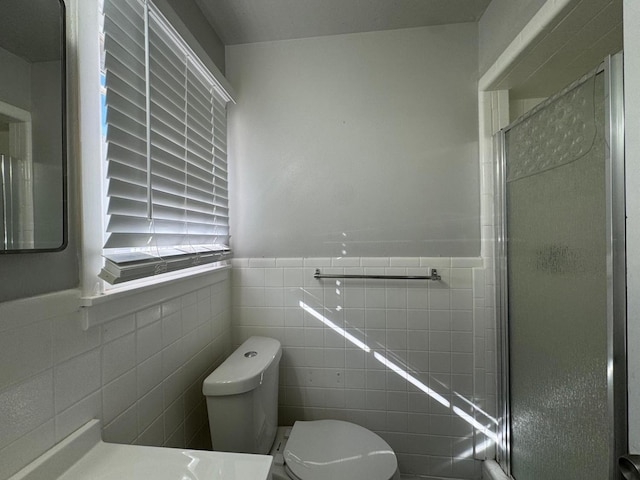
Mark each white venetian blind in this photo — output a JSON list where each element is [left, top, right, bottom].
[[100, 0, 233, 284]]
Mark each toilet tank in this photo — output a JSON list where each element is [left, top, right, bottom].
[[203, 336, 282, 454]]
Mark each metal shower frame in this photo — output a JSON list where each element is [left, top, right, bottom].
[[493, 52, 627, 480]]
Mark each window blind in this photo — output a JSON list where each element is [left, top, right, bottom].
[[100, 0, 233, 284]]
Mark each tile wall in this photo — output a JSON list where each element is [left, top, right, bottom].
[[231, 257, 488, 480], [0, 270, 231, 479]]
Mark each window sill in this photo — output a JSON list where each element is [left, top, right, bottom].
[[79, 262, 231, 330]]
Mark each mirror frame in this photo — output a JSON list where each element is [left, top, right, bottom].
[[0, 0, 68, 254]]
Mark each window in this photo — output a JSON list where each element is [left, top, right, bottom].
[[99, 0, 233, 284]]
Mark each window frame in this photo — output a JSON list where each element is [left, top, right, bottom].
[[78, 0, 235, 297]]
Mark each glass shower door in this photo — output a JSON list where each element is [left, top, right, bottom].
[[498, 55, 626, 480]]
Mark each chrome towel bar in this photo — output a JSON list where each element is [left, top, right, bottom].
[[313, 268, 441, 281]]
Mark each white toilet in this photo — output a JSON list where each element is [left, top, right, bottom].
[[203, 336, 400, 480]]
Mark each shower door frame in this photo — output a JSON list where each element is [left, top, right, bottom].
[[494, 52, 627, 480]]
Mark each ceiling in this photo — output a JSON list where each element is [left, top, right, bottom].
[[195, 0, 492, 45]]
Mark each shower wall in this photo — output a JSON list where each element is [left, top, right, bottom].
[[231, 256, 494, 479]]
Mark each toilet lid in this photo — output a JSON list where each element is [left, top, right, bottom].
[[283, 420, 397, 480]]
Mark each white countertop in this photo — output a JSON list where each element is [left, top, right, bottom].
[[9, 420, 272, 480]]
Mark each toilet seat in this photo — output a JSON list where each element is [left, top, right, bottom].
[[283, 420, 397, 480]]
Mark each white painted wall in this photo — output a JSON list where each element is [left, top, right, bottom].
[[477, 0, 547, 77], [0, 46, 31, 111], [623, 0, 640, 454], [226, 24, 480, 259]]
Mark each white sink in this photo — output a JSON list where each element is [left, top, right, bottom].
[[9, 420, 272, 480]]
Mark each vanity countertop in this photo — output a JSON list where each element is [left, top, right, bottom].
[[9, 420, 272, 480]]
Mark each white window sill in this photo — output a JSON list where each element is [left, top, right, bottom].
[[79, 262, 231, 330]]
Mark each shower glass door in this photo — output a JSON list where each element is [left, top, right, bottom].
[[497, 54, 626, 480]]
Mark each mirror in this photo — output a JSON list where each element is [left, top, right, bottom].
[[0, 0, 66, 252]]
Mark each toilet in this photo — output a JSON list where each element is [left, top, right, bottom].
[[203, 336, 400, 480]]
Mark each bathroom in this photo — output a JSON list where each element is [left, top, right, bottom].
[[1, 0, 639, 479]]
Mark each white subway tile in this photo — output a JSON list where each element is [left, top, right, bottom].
[[283, 268, 304, 287], [386, 288, 407, 309], [136, 305, 162, 328], [137, 352, 163, 398], [420, 257, 451, 268], [407, 289, 428, 309], [323, 348, 345, 368], [102, 369, 137, 424], [0, 371, 54, 451], [450, 268, 473, 289], [54, 392, 101, 443], [163, 369, 185, 407], [304, 328, 324, 347], [102, 314, 135, 344], [365, 390, 387, 410], [103, 403, 137, 444], [451, 289, 473, 310], [161, 298, 182, 318], [0, 320, 52, 389], [366, 370, 386, 390], [429, 290, 451, 310], [264, 268, 284, 287], [387, 330, 408, 351], [137, 415, 164, 447], [0, 420, 55, 480], [365, 309, 386, 329], [407, 330, 429, 351], [236, 287, 266, 308], [452, 332, 473, 353], [137, 321, 163, 363], [451, 310, 473, 331], [451, 257, 483, 268], [231, 258, 249, 268], [164, 396, 185, 437], [53, 312, 100, 364], [248, 258, 276, 268], [164, 422, 185, 447], [429, 352, 451, 373], [360, 257, 389, 267], [365, 288, 386, 308], [331, 257, 360, 267], [162, 311, 182, 347], [407, 310, 428, 330], [390, 257, 420, 267], [276, 258, 304, 267], [264, 288, 284, 307], [54, 349, 101, 413], [429, 310, 451, 331], [234, 268, 265, 287], [429, 331, 452, 353], [197, 298, 212, 326], [386, 309, 407, 329], [304, 348, 325, 367], [303, 258, 332, 267], [102, 332, 136, 384]]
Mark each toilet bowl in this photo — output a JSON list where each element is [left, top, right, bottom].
[[203, 336, 400, 480]]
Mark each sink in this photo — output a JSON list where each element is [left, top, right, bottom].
[[9, 420, 272, 480]]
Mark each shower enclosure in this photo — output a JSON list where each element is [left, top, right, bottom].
[[494, 53, 626, 479]]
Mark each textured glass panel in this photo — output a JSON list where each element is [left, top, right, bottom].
[[505, 72, 608, 480]]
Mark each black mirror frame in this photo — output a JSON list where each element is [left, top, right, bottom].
[[0, 0, 68, 254]]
